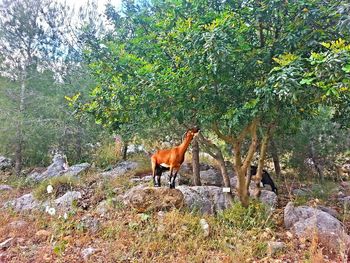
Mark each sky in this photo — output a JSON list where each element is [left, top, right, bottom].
[[61, 0, 122, 14]]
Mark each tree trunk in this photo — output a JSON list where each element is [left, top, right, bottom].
[[270, 138, 281, 177], [122, 142, 128, 160], [309, 141, 323, 181], [15, 73, 26, 175], [192, 138, 201, 186]]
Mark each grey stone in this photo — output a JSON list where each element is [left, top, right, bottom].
[[267, 241, 285, 256], [0, 185, 13, 191], [177, 185, 232, 215], [200, 168, 223, 186], [81, 247, 97, 261], [0, 238, 13, 250], [80, 215, 101, 233], [54, 191, 82, 212], [284, 202, 350, 251], [0, 156, 13, 171], [316, 205, 339, 219], [101, 161, 138, 177], [292, 188, 310, 197], [29, 154, 68, 181], [3, 193, 40, 212], [62, 163, 90, 177]]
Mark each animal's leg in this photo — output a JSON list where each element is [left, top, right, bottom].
[[156, 167, 162, 187], [169, 167, 174, 189], [152, 160, 157, 187], [170, 168, 179, 189]]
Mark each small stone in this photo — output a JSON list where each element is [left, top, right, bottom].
[[200, 218, 210, 237], [81, 247, 96, 261], [0, 238, 14, 250], [267, 241, 286, 256], [286, 231, 293, 239], [0, 185, 13, 191]]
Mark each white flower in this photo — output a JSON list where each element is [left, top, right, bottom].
[[47, 185, 54, 194], [63, 212, 68, 220], [48, 207, 56, 216]]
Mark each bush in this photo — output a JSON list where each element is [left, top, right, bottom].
[[218, 200, 274, 230]]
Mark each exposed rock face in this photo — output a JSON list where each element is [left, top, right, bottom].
[[0, 156, 13, 171], [258, 190, 278, 209], [199, 168, 223, 186], [122, 185, 184, 213], [54, 191, 82, 212], [101, 161, 138, 178], [29, 154, 68, 181], [63, 163, 90, 177], [177, 185, 232, 215], [3, 193, 40, 212], [284, 202, 350, 251]]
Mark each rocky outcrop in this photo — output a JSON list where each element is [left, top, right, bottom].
[[177, 185, 232, 215], [3, 193, 40, 212], [28, 154, 90, 181], [122, 185, 184, 213], [284, 202, 350, 251], [63, 163, 90, 177], [28, 154, 68, 181], [0, 156, 13, 171], [199, 168, 223, 186], [101, 161, 138, 178], [54, 191, 82, 212]]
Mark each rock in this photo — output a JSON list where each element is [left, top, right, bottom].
[[199, 218, 210, 237], [81, 215, 101, 233], [200, 168, 223, 186], [258, 190, 278, 209], [0, 185, 13, 191], [127, 144, 146, 155], [292, 189, 310, 196], [123, 186, 184, 213], [316, 205, 339, 219], [0, 238, 13, 250], [62, 163, 90, 177], [339, 196, 350, 206], [96, 200, 109, 217], [101, 161, 138, 178], [267, 241, 285, 256], [54, 191, 82, 212], [284, 202, 350, 251], [3, 193, 40, 212], [0, 156, 13, 171], [177, 185, 231, 215], [81, 247, 97, 261], [29, 154, 68, 181]]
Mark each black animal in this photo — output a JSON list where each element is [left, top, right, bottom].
[[249, 165, 278, 195]]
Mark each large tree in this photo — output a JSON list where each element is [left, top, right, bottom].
[[79, 0, 348, 206]]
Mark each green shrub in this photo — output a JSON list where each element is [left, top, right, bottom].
[[218, 200, 274, 230]]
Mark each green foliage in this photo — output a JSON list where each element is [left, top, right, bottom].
[[218, 200, 274, 230]]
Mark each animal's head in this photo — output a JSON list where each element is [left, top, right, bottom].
[[186, 127, 200, 139]]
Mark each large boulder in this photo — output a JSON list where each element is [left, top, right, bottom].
[[0, 156, 13, 171], [122, 185, 184, 213], [3, 193, 40, 212], [199, 168, 223, 186], [29, 154, 68, 181], [101, 161, 138, 178], [284, 202, 350, 251], [62, 163, 90, 177], [177, 185, 232, 215], [54, 191, 82, 212]]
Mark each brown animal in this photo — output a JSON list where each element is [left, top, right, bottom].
[[151, 128, 200, 188]]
